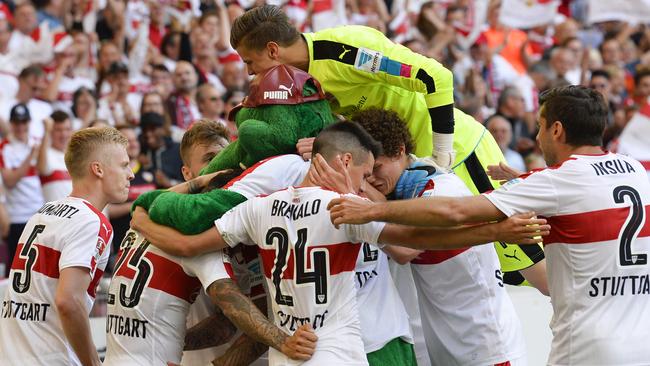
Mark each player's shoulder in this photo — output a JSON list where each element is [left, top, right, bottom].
[[427, 173, 471, 198]]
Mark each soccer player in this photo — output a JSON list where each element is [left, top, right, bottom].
[[316, 107, 527, 365], [0, 127, 134, 365], [328, 86, 650, 365], [131, 122, 548, 365], [104, 120, 317, 366], [229, 5, 545, 287]]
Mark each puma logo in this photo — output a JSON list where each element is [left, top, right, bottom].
[[503, 249, 521, 261], [278, 83, 293, 97], [339, 46, 351, 59]]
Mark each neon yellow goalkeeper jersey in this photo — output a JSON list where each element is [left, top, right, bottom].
[[304, 26, 484, 160]]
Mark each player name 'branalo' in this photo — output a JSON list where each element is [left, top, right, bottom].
[[270, 198, 322, 220]]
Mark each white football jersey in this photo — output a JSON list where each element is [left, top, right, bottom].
[[414, 173, 526, 366], [224, 154, 311, 199], [0, 197, 111, 365], [485, 152, 650, 365], [216, 187, 385, 366], [104, 229, 233, 366], [355, 245, 413, 353]]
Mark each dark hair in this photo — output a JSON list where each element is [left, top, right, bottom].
[[50, 110, 70, 123], [497, 85, 522, 109], [152, 63, 170, 73], [72, 87, 97, 118], [351, 107, 414, 157], [180, 119, 230, 165], [538, 85, 607, 147], [160, 32, 181, 58], [230, 5, 300, 50], [634, 66, 650, 86], [199, 10, 219, 25], [19, 65, 44, 80], [312, 122, 382, 164], [590, 69, 611, 81]]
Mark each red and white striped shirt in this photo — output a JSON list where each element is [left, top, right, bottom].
[[0, 197, 111, 365], [0, 136, 44, 223], [216, 187, 384, 366], [484, 152, 650, 365]]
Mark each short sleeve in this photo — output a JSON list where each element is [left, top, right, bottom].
[[59, 214, 112, 279], [483, 171, 560, 217], [214, 200, 257, 247], [183, 250, 234, 291]]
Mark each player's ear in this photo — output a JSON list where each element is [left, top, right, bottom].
[[551, 120, 564, 142], [90, 161, 103, 178], [181, 165, 193, 181], [266, 41, 280, 59], [340, 153, 353, 167]]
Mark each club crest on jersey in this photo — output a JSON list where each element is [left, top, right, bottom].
[[263, 83, 294, 100], [354, 48, 383, 73]]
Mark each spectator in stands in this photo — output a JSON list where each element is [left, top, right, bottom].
[[8, 3, 37, 52], [493, 85, 534, 155], [37, 110, 73, 202], [97, 61, 140, 126], [108, 125, 156, 263], [633, 66, 650, 107], [44, 41, 95, 112], [139, 112, 183, 188], [1, 65, 52, 140], [96, 42, 122, 95], [71, 87, 97, 129], [167, 61, 200, 131], [150, 64, 174, 99], [196, 84, 225, 123], [220, 61, 248, 93], [486, 114, 526, 172], [549, 47, 574, 84], [1, 103, 44, 277]]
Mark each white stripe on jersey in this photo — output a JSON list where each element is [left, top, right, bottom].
[[485, 152, 650, 365]]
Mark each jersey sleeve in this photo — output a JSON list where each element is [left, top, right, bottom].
[[182, 250, 234, 291], [483, 171, 560, 217], [59, 214, 112, 279], [214, 200, 257, 248]]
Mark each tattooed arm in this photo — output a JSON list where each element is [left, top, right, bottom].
[[211, 295, 269, 365], [212, 334, 268, 366], [184, 312, 237, 351], [207, 279, 318, 361]]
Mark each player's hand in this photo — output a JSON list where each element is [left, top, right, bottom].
[[43, 117, 54, 134], [310, 153, 355, 194], [495, 212, 550, 245], [280, 324, 318, 361], [130, 206, 150, 232], [328, 196, 376, 228], [359, 179, 386, 202], [486, 162, 523, 185], [296, 137, 315, 161]]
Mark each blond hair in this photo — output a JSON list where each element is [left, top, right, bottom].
[[65, 127, 128, 179], [180, 119, 230, 164]]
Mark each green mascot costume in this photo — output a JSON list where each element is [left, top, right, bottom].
[[133, 64, 335, 234]]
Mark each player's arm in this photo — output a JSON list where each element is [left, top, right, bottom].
[[207, 278, 318, 361], [375, 37, 456, 162], [329, 194, 504, 227], [184, 312, 238, 351], [520, 260, 550, 296], [212, 334, 269, 366], [382, 245, 423, 265], [131, 207, 228, 256], [55, 267, 101, 366], [376, 212, 549, 250], [167, 170, 233, 194], [211, 296, 271, 365]]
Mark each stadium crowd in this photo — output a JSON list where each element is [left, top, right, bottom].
[[0, 0, 649, 365]]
